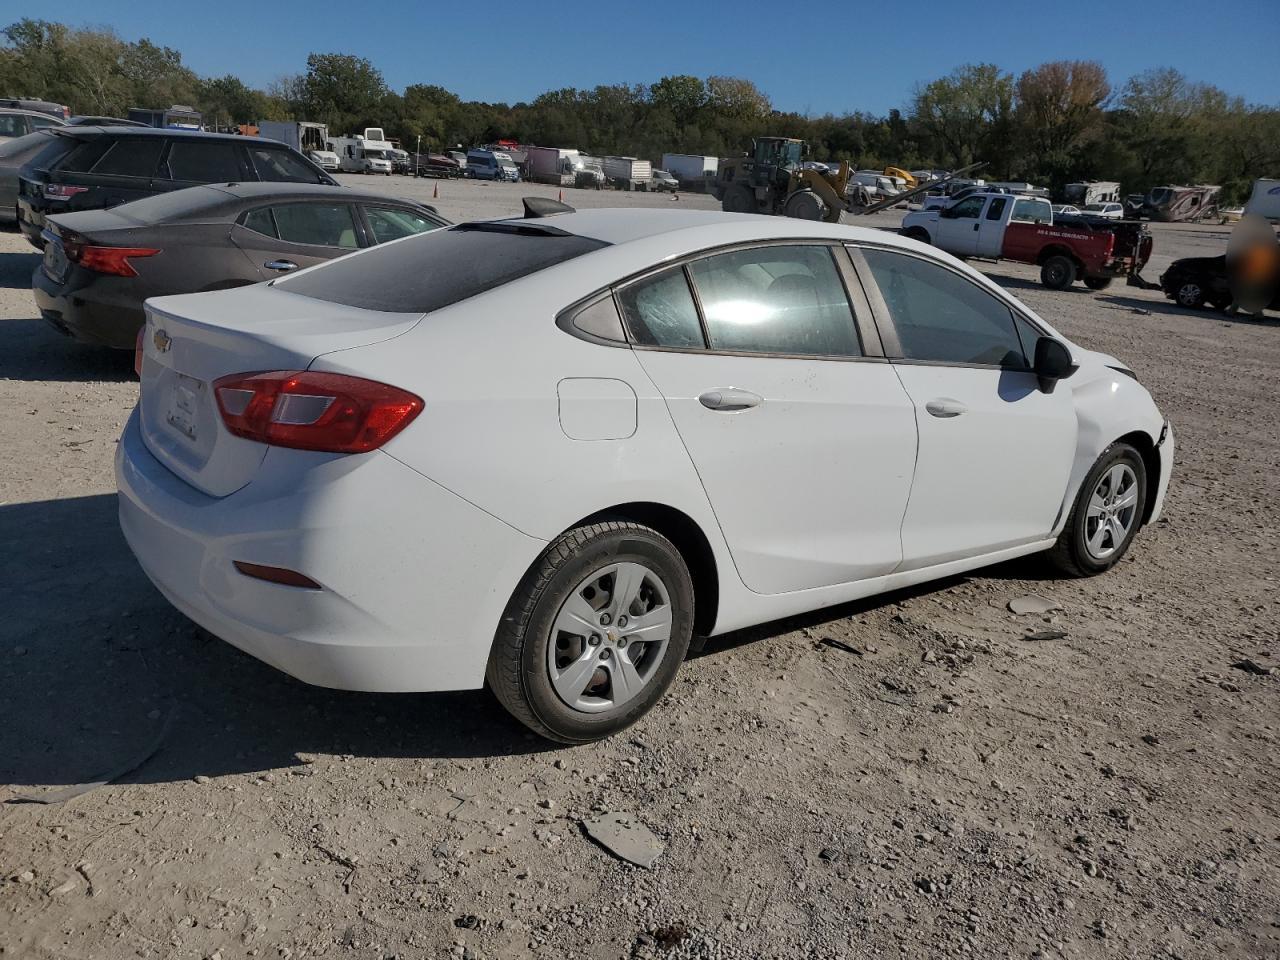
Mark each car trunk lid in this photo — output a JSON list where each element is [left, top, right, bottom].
[[138, 283, 422, 497]]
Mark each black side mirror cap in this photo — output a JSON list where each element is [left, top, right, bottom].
[[1033, 336, 1078, 393]]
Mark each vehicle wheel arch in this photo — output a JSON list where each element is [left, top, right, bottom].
[[1036, 244, 1082, 270], [571, 502, 719, 638], [1113, 429, 1161, 527], [901, 225, 931, 244]]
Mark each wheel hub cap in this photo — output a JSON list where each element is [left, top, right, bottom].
[[547, 562, 673, 713], [1084, 463, 1139, 561]]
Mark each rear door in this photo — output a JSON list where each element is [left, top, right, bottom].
[[624, 243, 919, 595], [934, 195, 986, 256], [855, 245, 1077, 569], [229, 201, 364, 278]]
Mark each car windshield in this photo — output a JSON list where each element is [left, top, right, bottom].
[[278, 223, 609, 314]]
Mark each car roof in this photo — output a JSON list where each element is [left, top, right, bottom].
[[207, 181, 425, 202], [0, 108, 64, 120], [517, 207, 921, 251], [53, 125, 282, 143]]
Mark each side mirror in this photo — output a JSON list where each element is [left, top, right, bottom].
[[1033, 337, 1077, 392]]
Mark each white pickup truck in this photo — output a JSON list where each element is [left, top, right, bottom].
[[900, 192, 1153, 290]]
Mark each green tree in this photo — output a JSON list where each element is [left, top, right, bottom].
[[1014, 60, 1110, 186], [301, 52, 388, 133], [911, 64, 1014, 172]]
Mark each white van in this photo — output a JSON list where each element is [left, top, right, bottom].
[[466, 149, 520, 182]]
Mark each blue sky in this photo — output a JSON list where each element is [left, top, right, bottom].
[[22, 0, 1280, 115]]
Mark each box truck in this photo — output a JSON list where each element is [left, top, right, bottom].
[[661, 153, 718, 190], [603, 156, 652, 191], [258, 121, 337, 171], [526, 146, 582, 186]]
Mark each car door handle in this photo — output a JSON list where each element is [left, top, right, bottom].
[[972, 222, 980, 231], [264, 259, 298, 272], [925, 397, 967, 418], [699, 388, 763, 411]]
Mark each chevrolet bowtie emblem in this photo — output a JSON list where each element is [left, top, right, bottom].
[[153, 328, 172, 353]]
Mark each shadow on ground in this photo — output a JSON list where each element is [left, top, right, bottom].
[[0, 491, 1053, 793]]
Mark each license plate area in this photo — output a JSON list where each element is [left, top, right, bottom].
[[42, 238, 68, 282], [165, 374, 204, 441]]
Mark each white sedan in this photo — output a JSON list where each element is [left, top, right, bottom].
[[1083, 202, 1125, 219], [118, 206, 1173, 742]]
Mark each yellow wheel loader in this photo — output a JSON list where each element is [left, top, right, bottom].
[[713, 138, 980, 222]]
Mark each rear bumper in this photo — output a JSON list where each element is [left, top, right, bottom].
[[115, 410, 547, 692], [32, 264, 144, 349]]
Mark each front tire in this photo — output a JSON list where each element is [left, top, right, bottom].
[[1048, 443, 1148, 577], [1175, 280, 1207, 309], [486, 522, 694, 743], [902, 226, 931, 244]]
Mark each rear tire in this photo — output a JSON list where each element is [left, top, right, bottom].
[[486, 522, 694, 744], [1048, 443, 1148, 577], [1041, 255, 1077, 290], [1175, 280, 1207, 309]]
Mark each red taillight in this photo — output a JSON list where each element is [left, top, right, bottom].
[[43, 183, 89, 200], [69, 244, 160, 277], [134, 327, 144, 377], [213, 371, 423, 454]]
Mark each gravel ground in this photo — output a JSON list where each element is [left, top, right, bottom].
[[1, 178, 1277, 960]]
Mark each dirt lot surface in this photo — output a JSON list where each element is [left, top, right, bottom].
[[1, 178, 1277, 960]]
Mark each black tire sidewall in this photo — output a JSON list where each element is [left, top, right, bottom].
[[1067, 444, 1148, 574], [518, 529, 694, 743], [1042, 256, 1075, 290]]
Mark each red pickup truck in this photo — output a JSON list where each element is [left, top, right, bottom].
[[900, 193, 1153, 290]]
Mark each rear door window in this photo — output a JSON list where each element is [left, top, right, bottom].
[[249, 147, 326, 183], [166, 141, 243, 182], [241, 206, 277, 238], [1012, 198, 1051, 223], [617, 267, 705, 349], [687, 245, 861, 357], [91, 139, 164, 178], [0, 115, 27, 137], [279, 222, 608, 313], [272, 204, 359, 248], [985, 197, 1008, 220]]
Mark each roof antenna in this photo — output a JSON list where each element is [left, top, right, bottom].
[[523, 196, 575, 218]]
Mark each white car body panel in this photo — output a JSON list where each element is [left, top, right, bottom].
[[631, 350, 918, 593], [891, 364, 1077, 569], [117, 210, 1174, 693]]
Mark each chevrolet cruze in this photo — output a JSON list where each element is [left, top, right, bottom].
[[117, 205, 1174, 743]]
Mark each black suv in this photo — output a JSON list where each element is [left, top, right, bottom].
[[17, 126, 338, 248]]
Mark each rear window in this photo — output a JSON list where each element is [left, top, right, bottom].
[[166, 141, 242, 182], [26, 135, 90, 173], [249, 147, 326, 183], [279, 223, 608, 313], [91, 139, 164, 177]]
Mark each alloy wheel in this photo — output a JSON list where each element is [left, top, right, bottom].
[[546, 562, 673, 713], [1084, 463, 1139, 561]]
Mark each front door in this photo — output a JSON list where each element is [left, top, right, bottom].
[[620, 245, 919, 595], [935, 195, 986, 257], [856, 245, 1077, 569], [973, 195, 1009, 258]]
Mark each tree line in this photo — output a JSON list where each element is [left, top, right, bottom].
[[3, 18, 1277, 202]]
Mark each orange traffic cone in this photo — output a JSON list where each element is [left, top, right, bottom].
[[432, 181, 439, 199], [558, 189, 564, 203]]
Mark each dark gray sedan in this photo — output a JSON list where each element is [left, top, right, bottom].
[[33, 182, 449, 349]]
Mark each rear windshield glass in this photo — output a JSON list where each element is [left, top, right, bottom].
[[26, 135, 85, 172], [278, 224, 608, 314]]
